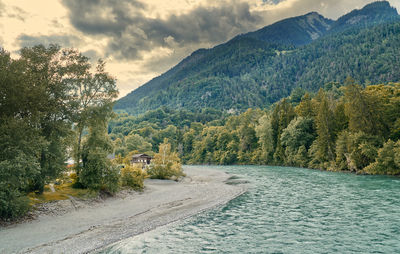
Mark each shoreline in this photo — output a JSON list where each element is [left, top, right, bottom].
[[0, 166, 247, 254]]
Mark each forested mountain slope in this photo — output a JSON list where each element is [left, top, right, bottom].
[[115, 1, 399, 114], [238, 12, 333, 45]]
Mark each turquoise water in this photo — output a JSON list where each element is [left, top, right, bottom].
[[102, 165, 400, 253]]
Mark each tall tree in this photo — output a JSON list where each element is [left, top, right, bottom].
[[344, 80, 380, 136], [65, 54, 118, 175], [310, 89, 336, 168], [255, 114, 274, 164], [271, 99, 296, 163], [79, 110, 117, 192]]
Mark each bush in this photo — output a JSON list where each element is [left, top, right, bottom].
[[148, 142, 184, 180], [101, 165, 120, 194], [0, 188, 30, 220], [120, 164, 145, 189], [79, 151, 104, 190], [79, 151, 120, 194], [363, 139, 400, 175]]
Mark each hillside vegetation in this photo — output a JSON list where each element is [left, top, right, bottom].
[[110, 80, 400, 175], [115, 1, 399, 114]]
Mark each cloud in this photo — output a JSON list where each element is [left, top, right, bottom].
[[17, 34, 81, 48], [0, 1, 4, 16], [61, 0, 147, 35], [83, 49, 100, 59], [61, 0, 264, 61], [0, 1, 28, 21], [60, 0, 384, 65], [7, 6, 27, 21]]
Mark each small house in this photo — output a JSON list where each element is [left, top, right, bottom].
[[131, 154, 152, 166]]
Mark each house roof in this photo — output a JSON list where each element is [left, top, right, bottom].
[[132, 153, 152, 158]]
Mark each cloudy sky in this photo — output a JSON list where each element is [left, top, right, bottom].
[[1, 0, 399, 98]]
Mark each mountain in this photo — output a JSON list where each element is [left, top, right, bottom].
[[115, 1, 399, 114], [330, 1, 398, 32], [241, 12, 333, 46]]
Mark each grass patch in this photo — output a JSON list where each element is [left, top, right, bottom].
[[28, 182, 96, 205]]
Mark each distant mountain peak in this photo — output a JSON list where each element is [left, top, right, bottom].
[[363, 1, 394, 10], [241, 11, 333, 46], [115, 1, 400, 114], [332, 0, 398, 30]]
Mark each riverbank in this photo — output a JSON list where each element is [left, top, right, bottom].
[[0, 166, 246, 254]]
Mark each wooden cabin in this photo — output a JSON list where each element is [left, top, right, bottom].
[[131, 154, 152, 166]]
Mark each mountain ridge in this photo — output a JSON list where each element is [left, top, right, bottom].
[[115, 1, 399, 114]]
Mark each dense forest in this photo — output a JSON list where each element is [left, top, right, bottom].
[[0, 45, 121, 219], [115, 1, 400, 114], [110, 79, 400, 175], [0, 44, 175, 221], [0, 45, 184, 220]]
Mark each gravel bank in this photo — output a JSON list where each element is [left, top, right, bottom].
[[0, 166, 246, 254]]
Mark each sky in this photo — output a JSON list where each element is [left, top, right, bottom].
[[1, 0, 399, 98]]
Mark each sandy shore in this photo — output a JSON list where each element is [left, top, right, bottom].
[[0, 166, 246, 254]]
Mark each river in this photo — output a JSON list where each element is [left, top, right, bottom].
[[100, 165, 400, 253]]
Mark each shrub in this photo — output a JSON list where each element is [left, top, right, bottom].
[[148, 141, 184, 180], [0, 188, 30, 220], [120, 164, 145, 189], [364, 139, 400, 175], [101, 165, 120, 194]]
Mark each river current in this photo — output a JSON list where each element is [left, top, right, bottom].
[[101, 165, 400, 253]]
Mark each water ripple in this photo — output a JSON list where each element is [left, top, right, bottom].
[[102, 166, 400, 253]]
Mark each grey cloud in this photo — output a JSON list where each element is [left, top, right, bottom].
[[8, 6, 27, 21], [0, 1, 4, 16], [18, 34, 81, 48], [0, 2, 28, 21], [60, 0, 381, 82], [257, 0, 377, 21], [61, 0, 264, 60], [61, 0, 147, 35], [83, 49, 102, 61]]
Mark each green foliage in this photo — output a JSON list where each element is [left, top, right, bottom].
[[148, 141, 184, 180], [120, 164, 145, 189], [335, 131, 382, 172], [111, 81, 400, 176], [101, 165, 120, 195], [0, 44, 119, 219], [109, 107, 224, 161], [271, 99, 296, 163], [125, 134, 152, 154], [0, 188, 30, 220], [255, 115, 274, 164], [363, 140, 400, 175], [312, 89, 337, 168], [79, 119, 118, 194], [115, 7, 400, 114], [281, 117, 316, 166]]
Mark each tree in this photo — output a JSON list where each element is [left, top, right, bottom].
[[147, 140, 183, 179], [67, 55, 118, 176], [309, 89, 336, 168], [9, 45, 76, 192], [79, 113, 118, 193], [295, 93, 315, 118], [255, 114, 274, 164], [335, 131, 382, 172], [344, 81, 381, 136], [0, 45, 120, 219], [364, 139, 400, 175], [271, 99, 296, 163], [125, 134, 152, 153], [0, 120, 44, 219], [281, 117, 316, 166]]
